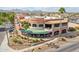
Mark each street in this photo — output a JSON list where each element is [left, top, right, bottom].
[[44, 42, 79, 52], [0, 31, 14, 52], [54, 42, 79, 52], [0, 31, 6, 45]]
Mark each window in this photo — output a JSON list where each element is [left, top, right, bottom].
[[62, 23, 67, 26], [32, 24, 37, 27], [54, 31, 59, 35], [39, 24, 43, 27], [54, 24, 60, 27], [45, 24, 52, 29], [61, 29, 66, 34]]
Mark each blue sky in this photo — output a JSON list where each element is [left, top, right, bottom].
[[0, 7, 79, 12]]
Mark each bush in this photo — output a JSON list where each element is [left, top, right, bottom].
[[32, 39, 39, 42], [13, 39, 23, 44], [13, 39, 18, 43], [68, 27, 76, 31], [17, 41, 23, 44], [75, 26, 79, 30], [61, 38, 67, 41], [40, 39, 43, 41]]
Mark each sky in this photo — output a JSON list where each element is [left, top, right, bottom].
[[0, 7, 79, 12]]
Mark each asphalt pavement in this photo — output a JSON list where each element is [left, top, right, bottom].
[[0, 31, 5, 45], [42, 41, 79, 52], [55, 42, 79, 52]]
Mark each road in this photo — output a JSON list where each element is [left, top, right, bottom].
[[45, 42, 79, 52], [0, 31, 14, 52], [0, 31, 6, 45], [55, 42, 79, 52]]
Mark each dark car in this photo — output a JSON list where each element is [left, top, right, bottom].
[[8, 27, 14, 32], [0, 28, 6, 32]]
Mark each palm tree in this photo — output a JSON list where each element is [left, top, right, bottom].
[[58, 7, 66, 13]]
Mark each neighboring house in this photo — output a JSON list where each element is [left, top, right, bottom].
[[15, 15, 68, 38]]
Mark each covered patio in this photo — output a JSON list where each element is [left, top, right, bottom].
[[20, 29, 52, 38]]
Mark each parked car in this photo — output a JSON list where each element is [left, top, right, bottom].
[[0, 28, 6, 32], [8, 27, 14, 32]]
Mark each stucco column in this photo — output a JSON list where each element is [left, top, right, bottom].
[[59, 23, 62, 35], [52, 24, 54, 36]]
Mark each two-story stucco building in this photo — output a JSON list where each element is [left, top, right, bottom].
[[15, 15, 68, 38]]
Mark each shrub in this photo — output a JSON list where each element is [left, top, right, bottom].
[[75, 26, 79, 30], [13, 39, 18, 43], [40, 39, 43, 41], [61, 38, 66, 41], [17, 41, 23, 44], [13, 39, 23, 44], [68, 27, 76, 31], [32, 39, 39, 42]]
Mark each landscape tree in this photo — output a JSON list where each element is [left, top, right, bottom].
[[0, 12, 15, 25], [58, 7, 66, 13], [21, 22, 29, 30], [8, 12, 15, 24], [0, 19, 3, 25]]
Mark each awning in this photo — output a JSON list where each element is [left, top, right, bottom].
[[20, 29, 32, 34], [30, 29, 49, 34], [20, 29, 49, 34]]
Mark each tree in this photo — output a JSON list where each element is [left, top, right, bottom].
[[0, 19, 3, 25], [58, 7, 66, 13], [21, 22, 29, 30], [0, 12, 15, 25], [8, 13, 15, 24]]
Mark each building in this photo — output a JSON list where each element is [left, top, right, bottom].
[[15, 15, 68, 38]]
